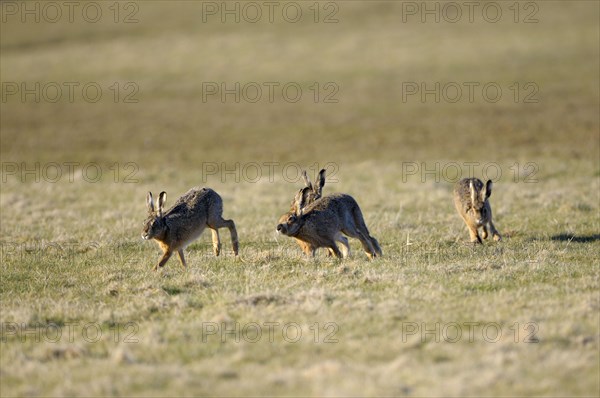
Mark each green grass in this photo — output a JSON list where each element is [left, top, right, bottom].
[[1, 1, 599, 396]]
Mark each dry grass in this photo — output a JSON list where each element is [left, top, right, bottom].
[[1, 1, 599, 396]]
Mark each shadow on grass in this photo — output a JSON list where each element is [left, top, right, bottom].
[[551, 233, 600, 243]]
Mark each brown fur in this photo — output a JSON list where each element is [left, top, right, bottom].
[[142, 187, 238, 270], [453, 178, 501, 244], [276, 190, 382, 259]]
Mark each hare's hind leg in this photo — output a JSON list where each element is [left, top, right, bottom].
[[459, 214, 481, 244], [177, 249, 187, 269], [467, 224, 482, 244], [335, 233, 350, 258], [358, 232, 378, 259], [370, 236, 383, 257], [342, 228, 376, 259], [208, 216, 239, 256], [349, 207, 379, 258], [327, 241, 343, 259], [488, 221, 501, 242], [210, 228, 222, 256]]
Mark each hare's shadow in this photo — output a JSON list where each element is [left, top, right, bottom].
[[551, 233, 600, 243]]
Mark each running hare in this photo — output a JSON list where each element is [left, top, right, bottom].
[[142, 187, 239, 270], [276, 187, 382, 259], [453, 178, 501, 244], [286, 169, 326, 253]]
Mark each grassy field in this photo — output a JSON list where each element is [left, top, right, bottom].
[[1, 1, 599, 396]]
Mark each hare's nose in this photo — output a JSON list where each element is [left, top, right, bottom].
[[276, 224, 283, 232]]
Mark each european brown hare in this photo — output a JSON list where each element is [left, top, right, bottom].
[[286, 169, 326, 253], [277, 187, 382, 259], [142, 187, 239, 270], [453, 178, 501, 244]]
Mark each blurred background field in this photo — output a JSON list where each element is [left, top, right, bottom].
[[1, 1, 598, 396]]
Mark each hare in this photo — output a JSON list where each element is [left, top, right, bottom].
[[453, 178, 501, 244], [142, 187, 239, 270], [286, 169, 326, 254], [276, 187, 382, 259]]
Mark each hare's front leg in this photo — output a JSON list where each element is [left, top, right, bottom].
[[154, 248, 173, 271], [299, 241, 316, 257]]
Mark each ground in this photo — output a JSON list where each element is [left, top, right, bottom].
[[1, 1, 598, 396]]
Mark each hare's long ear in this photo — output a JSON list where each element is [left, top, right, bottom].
[[158, 191, 167, 216], [147, 192, 155, 213], [469, 180, 477, 206], [295, 187, 311, 216], [483, 180, 493, 199], [294, 189, 304, 216], [315, 168, 326, 196], [301, 170, 312, 189]]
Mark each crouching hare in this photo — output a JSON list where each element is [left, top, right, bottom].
[[453, 178, 501, 244], [142, 187, 239, 270], [276, 188, 382, 259]]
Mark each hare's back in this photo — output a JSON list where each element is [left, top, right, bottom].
[[307, 193, 357, 211], [168, 187, 221, 216], [454, 178, 483, 198]]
